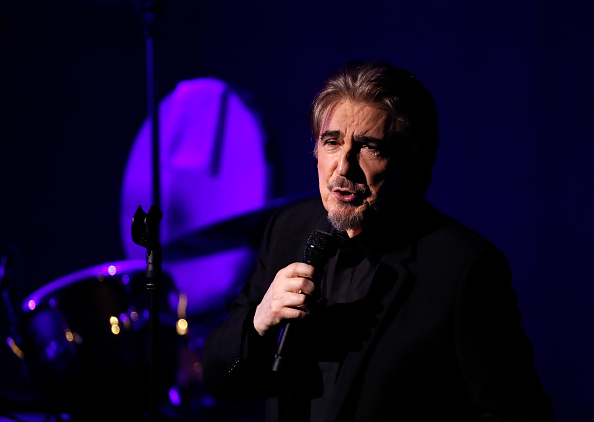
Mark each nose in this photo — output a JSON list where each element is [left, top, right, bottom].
[[337, 144, 359, 178]]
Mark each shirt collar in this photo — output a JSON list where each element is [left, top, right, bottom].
[[330, 198, 448, 266]]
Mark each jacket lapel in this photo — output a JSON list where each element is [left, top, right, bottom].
[[324, 246, 414, 421]]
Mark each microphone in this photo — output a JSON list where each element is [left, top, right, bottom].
[[272, 230, 340, 372]]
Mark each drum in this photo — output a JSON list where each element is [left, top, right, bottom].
[[18, 260, 180, 420]]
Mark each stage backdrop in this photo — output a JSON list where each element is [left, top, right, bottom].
[[0, 1, 592, 421]]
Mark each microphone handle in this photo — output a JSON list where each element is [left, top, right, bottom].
[[272, 322, 293, 372], [271, 254, 322, 372], [271, 230, 339, 372]]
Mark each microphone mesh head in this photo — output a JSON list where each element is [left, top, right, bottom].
[[303, 230, 340, 267]]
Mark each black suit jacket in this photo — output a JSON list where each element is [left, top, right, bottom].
[[204, 197, 553, 421]]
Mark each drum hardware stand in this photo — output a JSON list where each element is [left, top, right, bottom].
[[132, 205, 162, 422]]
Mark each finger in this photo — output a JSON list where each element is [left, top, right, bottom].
[[254, 301, 308, 335], [282, 262, 316, 281], [283, 277, 316, 296], [279, 291, 311, 310], [279, 306, 310, 321]]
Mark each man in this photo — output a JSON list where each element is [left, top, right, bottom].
[[203, 61, 554, 421]]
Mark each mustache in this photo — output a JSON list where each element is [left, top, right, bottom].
[[327, 177, 370, 196]]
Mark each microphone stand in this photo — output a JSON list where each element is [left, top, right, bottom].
[[141, 0, 161, 213], [133, 3, 162, 419], [132, 205, 163, 422]]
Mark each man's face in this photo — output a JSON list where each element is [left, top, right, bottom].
[[317, 100, 392, 237]]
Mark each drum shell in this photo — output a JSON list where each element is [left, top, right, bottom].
[[19, 263, 180, 419]]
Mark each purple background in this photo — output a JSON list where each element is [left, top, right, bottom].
[[0, 0, 593, 420]]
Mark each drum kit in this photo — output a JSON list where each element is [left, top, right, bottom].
[[15, 260, 180, 420], [0, 4, 314, 419], [0, 59, 305, 422], [1, 200, 293, 421]]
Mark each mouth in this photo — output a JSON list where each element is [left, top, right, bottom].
[[327, 177, 369, 206], [331, 187, 358, 203]]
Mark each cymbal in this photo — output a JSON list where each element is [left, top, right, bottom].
[[162, 194, 315, 259]]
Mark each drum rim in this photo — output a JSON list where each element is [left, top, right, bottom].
[[21, 259, 169, 313]]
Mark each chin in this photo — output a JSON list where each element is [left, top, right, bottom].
[[327, 203, 365, 233]]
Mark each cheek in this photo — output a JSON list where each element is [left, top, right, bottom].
[[363, 159, 390, 189], [370, 165, 398, 202], [317, 155, 333, 179]]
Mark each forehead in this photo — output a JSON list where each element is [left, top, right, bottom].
[[320, 101, 388, 138]]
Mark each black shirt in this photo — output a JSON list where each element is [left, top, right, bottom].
[[309, 232, 380, 420]]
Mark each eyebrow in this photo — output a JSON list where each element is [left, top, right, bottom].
[[319, 130, 383, 144], [320, 130, 341, 140], [355, 135, 383, 144]]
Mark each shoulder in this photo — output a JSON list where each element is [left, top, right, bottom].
[[413, 204, 509, 277], [266, 196, 329, 238], [271, 195, 326, 224], [424, 219, 496, 255], [418, 202, 501, 256]]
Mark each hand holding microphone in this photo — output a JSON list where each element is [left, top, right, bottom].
[[253, 261, 317, 336], [253, 230, 340, 372]]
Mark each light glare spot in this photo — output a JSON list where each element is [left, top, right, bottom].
[[7, 337, 25, 359], [168, 387, 181, 406], [176, 318, 188, 335]]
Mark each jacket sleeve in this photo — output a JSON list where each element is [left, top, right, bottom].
[[203, 213, 281, 402], [454, 246, 555, 421]]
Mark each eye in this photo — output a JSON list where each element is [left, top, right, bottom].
[[361, 143, 381, 156], [320, 138, 340, 151]]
